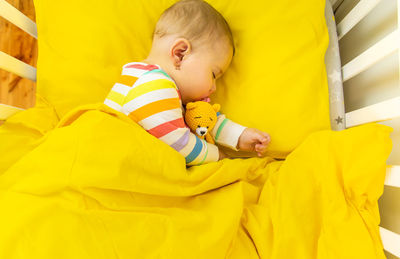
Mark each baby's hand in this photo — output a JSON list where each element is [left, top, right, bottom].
[[237, 128, 271, 157], [218, 149, 228, 160]]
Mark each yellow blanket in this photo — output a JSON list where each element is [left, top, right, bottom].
[[0, 103, 392, 258]]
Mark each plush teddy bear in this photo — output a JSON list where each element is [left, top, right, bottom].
[[184, 101, 220, 144]]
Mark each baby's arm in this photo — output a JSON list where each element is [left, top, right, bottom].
[[210, 112, 271, 156], [237, 128, 271, 157], [122, 75, 220, 166], [157, 125, 221, 166], [210, 112, 247, 151]]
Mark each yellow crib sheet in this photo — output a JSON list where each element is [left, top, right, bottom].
[[0, 0, 393, 257], [33, 0, 331, 159], [0, 103, 392, 258]]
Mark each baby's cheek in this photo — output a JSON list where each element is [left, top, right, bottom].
[[195, 80, 212, 95]]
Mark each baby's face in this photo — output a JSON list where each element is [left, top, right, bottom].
[[175, 41, 233, 105]]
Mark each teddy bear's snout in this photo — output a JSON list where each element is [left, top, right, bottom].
[[196, 127, 208, 136]]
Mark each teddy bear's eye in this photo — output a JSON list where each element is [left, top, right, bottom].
[[198, 125, 201, 128], [207, 126, 209, 128]]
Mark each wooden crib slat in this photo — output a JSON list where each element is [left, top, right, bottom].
[[345, 96, 400, 128], [0, 0, 37, 39], [385, 165, 400, 188], [337, 0, 383, 40], [341, 29, 400, 82], [380, 227, 400, 258], [0, 51, 36, 82]]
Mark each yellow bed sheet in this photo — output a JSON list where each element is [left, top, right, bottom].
[[0, 103, 392, 258], [33, 0, 330, 159]]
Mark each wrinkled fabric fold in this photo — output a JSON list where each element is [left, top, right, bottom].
[[0, 103, 392, 258]]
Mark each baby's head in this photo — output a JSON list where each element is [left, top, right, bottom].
[[144, 0, 235, 105]]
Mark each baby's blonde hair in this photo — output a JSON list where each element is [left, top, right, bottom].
[[154, 0, 235, 55]]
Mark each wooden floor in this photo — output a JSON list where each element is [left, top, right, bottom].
[[0, 0, 37, 109]]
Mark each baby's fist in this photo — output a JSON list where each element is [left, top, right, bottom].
[[237, 128, 271, 157]]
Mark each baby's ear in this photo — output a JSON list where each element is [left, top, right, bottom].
[[186, 102, 196, 110], [212, 104, 220, 113]]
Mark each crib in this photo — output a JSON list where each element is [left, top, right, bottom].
[[0, 0, 399, 257]]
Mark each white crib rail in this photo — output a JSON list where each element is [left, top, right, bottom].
[[0, 0, 37, 82], [337, 0, 400, 257], [337, 0, 383, 40], [380, 227, 400, 257], [341, 29, 399, 82], [0, 0, 38, 118], [0, 51, 36, 82], [0, 103, 24, 120], [385, 165, 400, 188], [345, 96, 400, 127], [0, 0, 37, 39], [338, 0, 400, 128]]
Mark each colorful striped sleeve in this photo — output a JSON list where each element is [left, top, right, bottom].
[[122, 71, 219, 166], [104, 74, 139, 112], [210, 112, 247, 151]]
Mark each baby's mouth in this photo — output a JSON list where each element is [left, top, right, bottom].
[[199, 97, 210, 102]]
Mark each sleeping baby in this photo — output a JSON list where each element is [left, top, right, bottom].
[[104, 0, 271, 166]]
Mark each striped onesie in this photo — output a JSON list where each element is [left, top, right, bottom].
[[104, 62, 246, 166]]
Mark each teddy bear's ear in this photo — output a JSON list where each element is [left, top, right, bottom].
[[186, 102, 196, 111], [212, 104, 220, 113]]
